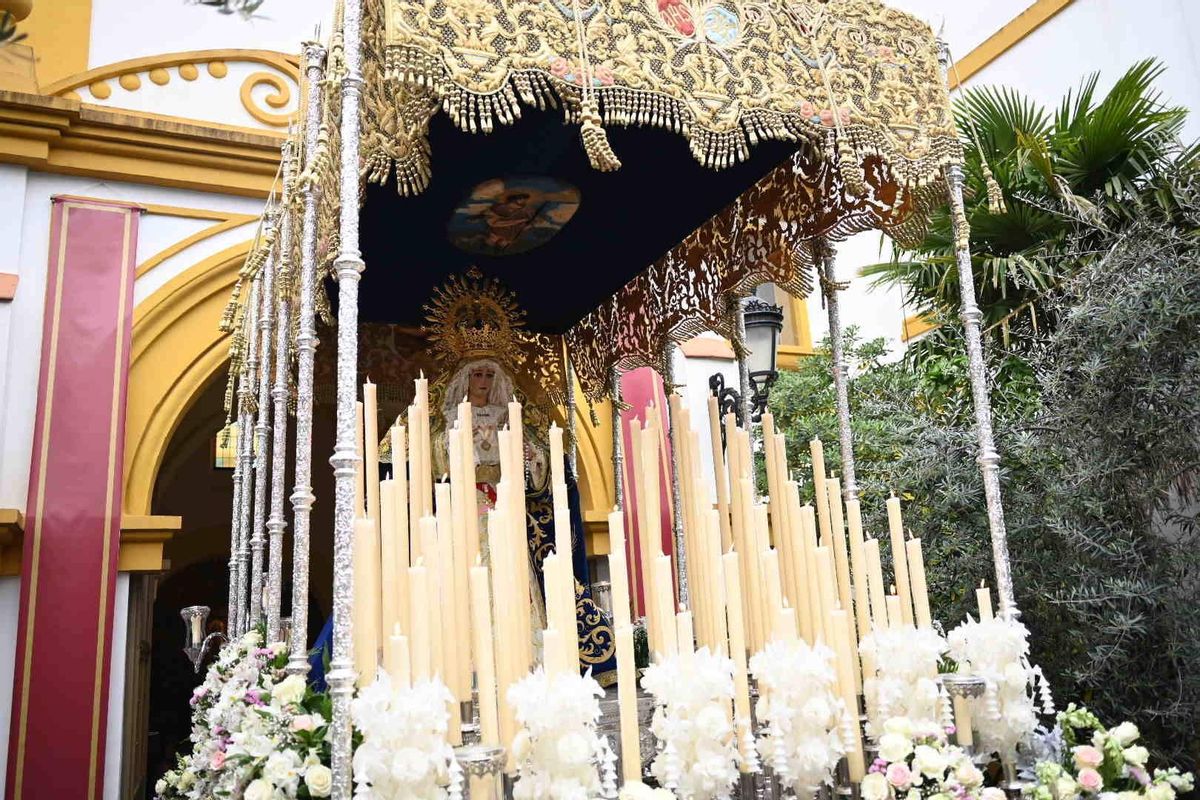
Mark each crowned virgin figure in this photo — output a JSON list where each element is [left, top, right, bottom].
[[426, 270, 616, 685]]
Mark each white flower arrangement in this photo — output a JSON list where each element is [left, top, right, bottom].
[[748, 640, 846, 793], [861, 717, 990, 800], [859, 628, 947, 740], [155, 628, 333, 800], [641, 649, 740, 800], [507, 666, 611, 800], [350, 669, 462, 800], [946, 615, 1053, 760]]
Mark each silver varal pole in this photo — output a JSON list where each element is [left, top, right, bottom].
[[227, 365, 247, 636], [733, 298, 752, 436], [938, 43, 1018, 619], [820, 240, 859, 503], [287, 40, 327, 676], [265, 142, 298, 642], [611, 366, 624, 511], [235, 276, 262, 637], [250, 237, 279, 627], [330, 2, 366, 797], [662, 349, 688, 607]]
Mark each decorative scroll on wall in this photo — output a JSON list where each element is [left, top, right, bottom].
[[372, 0, 961, 192], [566, 142, 936, 400]]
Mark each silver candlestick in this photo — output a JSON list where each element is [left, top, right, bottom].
[[181, 605, 228, 673]]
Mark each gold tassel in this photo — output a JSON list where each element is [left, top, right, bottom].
[[580, 96, 621, 172], [838, 137, 866, 197], [982, 162, 1007, 214]]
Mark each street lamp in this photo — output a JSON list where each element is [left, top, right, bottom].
[[742, 297, 784, 415], [708, 296, 784, 442]]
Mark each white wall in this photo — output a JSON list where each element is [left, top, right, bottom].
[[88, 0, 333, 68], [104, 574, 130, 800], [0, 172, 266, 511], [0, 576, 20, 800]]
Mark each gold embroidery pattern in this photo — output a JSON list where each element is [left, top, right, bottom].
[[576, 578, 617, 667], [375, 0, 960, 187]]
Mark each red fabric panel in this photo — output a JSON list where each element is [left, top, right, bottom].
[[6, 198, 141, 800]]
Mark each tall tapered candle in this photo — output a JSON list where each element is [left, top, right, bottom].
[[886, 591, 903, 630], [355, 401, 365, 517], [864, 538, 887, 631], [543, 627, 566, 675], [845, 498, 871, 638], [459, 404, 479, 564], [469, 562, 500, 744], [652, 555, 677, 658], [408, 404, 424, 561], [825, 477, 854, 617], [784, 486, 814, 643], [608, 510, 632, 630], [415, 374, 431, 517], [615, 623, 640, 781], [436, 484, 465, 700], [707, 395, 733, 552], [676, 607, 694, 663], [409, 561, 431, 681], [831, 608, 866, 781], [774, 605, 799, 641], [419, 517, 444, 680], [810, 439, 832, 543], [385, 623, 410, 688], [977, 582, 994, 621], [390, 424, 411, 637], [761, 548, 784, 640], [364, 380, 380, 528], [906, 537, 932, 628], [353, 517, 380, 687], [799, 504, 825, 644], [722, 551, 752, 728], [380, 479, 399, 645], [815, 546, 838, 643], [886, 494, 914, 626]]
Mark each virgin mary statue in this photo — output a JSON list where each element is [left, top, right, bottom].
[[427, 271, 616, 685]]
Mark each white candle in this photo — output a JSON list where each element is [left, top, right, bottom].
[[864, 538, 888, 631], [886, 494, 914, 626], [355, 401, 365, 517], [385, 623, 410, 688], [607, 509, 632, 630], [543, 627, 566, 675], [977, 582, 994, 621], [886, 592, 903, 630], [722, 551, 752, 728], [469, 563, 500, 745], [409, 561, 431, 681], [390, 425, 411, 638], [419, 517, 444, 680], [906, 537, 932, 628], [676, 607, 694, 663], [615, 623, 641, 781], [810, 439, 831, 543], [380, 479, 399, 645], [352, 517, 380, 687], [364, 380, 380, 527]]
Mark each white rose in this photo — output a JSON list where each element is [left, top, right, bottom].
[[177, 770, 195, 790], [955, 762, 984, 788], [154, 778, 167, 796], [1055, 777, 1080, 799], [1146, 784, 1176, 800], [242, 630, 263, 647], [291, 714, 316, 732], [912, 745, 948, 779], [883, 718, 915, 738], [879, 733, 913, 763], [305, 764, 333, 798], [862, 772, 890, 800], [271, 674, 307, 707], [982, 788, 1007, 800], [263, 751, 300, 790], [1122, 746, 1149, 767], [244, 779, 273, 800], [1110, 722, 1139, 746]]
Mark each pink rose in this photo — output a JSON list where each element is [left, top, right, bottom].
[[886, 762, 913, 790], [839, 107, 852, 125], [799, 101, 816, 118], [1077, 768, 1103, 793], [291, 714, 316, 732], [819, 109, 835, 126], [550, 57, 569, 77], [877, 45, 894, 58], [1073, 745, 1104, 770], [211, 751, 226, 770], [594, 65, 614, 86]]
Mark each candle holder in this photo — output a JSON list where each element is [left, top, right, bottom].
[[834, 758, 861, 800], [460, 698, 481, 746], [181, 605, 228, 674], [939, 673, 986, 753], [454, 743, 505, 800], [1000, 758, 1034, 800], [738, 771, 759, 800], [278, 616, 293, 647]]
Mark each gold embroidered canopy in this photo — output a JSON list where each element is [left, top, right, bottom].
[[259, 0, 962, 405]]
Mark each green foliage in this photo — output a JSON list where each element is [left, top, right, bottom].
[[771, 172, 1200, 769], [864, 59, 1195, 351]]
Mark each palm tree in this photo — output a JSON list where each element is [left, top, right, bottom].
[[865, 59, 1196, 351]]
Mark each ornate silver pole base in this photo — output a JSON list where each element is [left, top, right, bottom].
[[455, 744, 506, 800]]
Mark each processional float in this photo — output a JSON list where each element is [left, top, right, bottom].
[[190, 0, 1028, 797]]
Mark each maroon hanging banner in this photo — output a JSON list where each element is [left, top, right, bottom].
[[6, 197, 141, 800]]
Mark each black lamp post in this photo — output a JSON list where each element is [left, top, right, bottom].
[[709, 297, 784, 440]]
